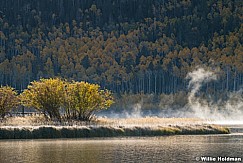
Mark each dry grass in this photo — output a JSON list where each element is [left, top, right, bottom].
[[0, 116, 46, 126], [95, 117, 204, 127], [0, 115, 95, 126], [1, 116, 205, 127]]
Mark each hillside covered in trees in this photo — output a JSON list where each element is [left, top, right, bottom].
[[0, 0, 242, 96]]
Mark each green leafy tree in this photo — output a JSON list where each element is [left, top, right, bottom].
[[0, 86, 20, 118]]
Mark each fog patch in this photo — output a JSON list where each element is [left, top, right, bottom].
[[186, 67, 243, 123], [98, 67, 243, 124]]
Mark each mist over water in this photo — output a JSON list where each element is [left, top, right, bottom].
[[98, 67, 243, 124], [186, 68, 218, 119], [186, 68, 243, 124], [99, 101, 144, 118]]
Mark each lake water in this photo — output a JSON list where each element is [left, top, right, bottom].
[[0, 131, 243, 163]]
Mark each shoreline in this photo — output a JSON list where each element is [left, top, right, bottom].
[[0, 124, 230, 139]]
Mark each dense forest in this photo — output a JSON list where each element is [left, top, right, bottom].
[[0, 0, 242, 96]]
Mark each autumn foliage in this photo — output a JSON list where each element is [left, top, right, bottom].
[[20, 78, 114, 121], [64, 81, 114, 121], [0, 0, 242, 95], [20, 78, 66, 120], [0, 86, 19, 118]]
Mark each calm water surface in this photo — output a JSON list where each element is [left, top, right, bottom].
[[0, 134, 243, 163]]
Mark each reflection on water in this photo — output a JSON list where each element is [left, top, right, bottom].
[[0, 134, 243, 163]]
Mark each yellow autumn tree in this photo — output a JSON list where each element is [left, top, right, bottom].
[[64, 81, 114, 121], [20, 78, 66, 120], [20, 78, 114, 121], [0, 86, 20, 118]]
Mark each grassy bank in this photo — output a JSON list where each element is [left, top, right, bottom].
[[0, 116, 229, 139], [0, 124, 229, 139]]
